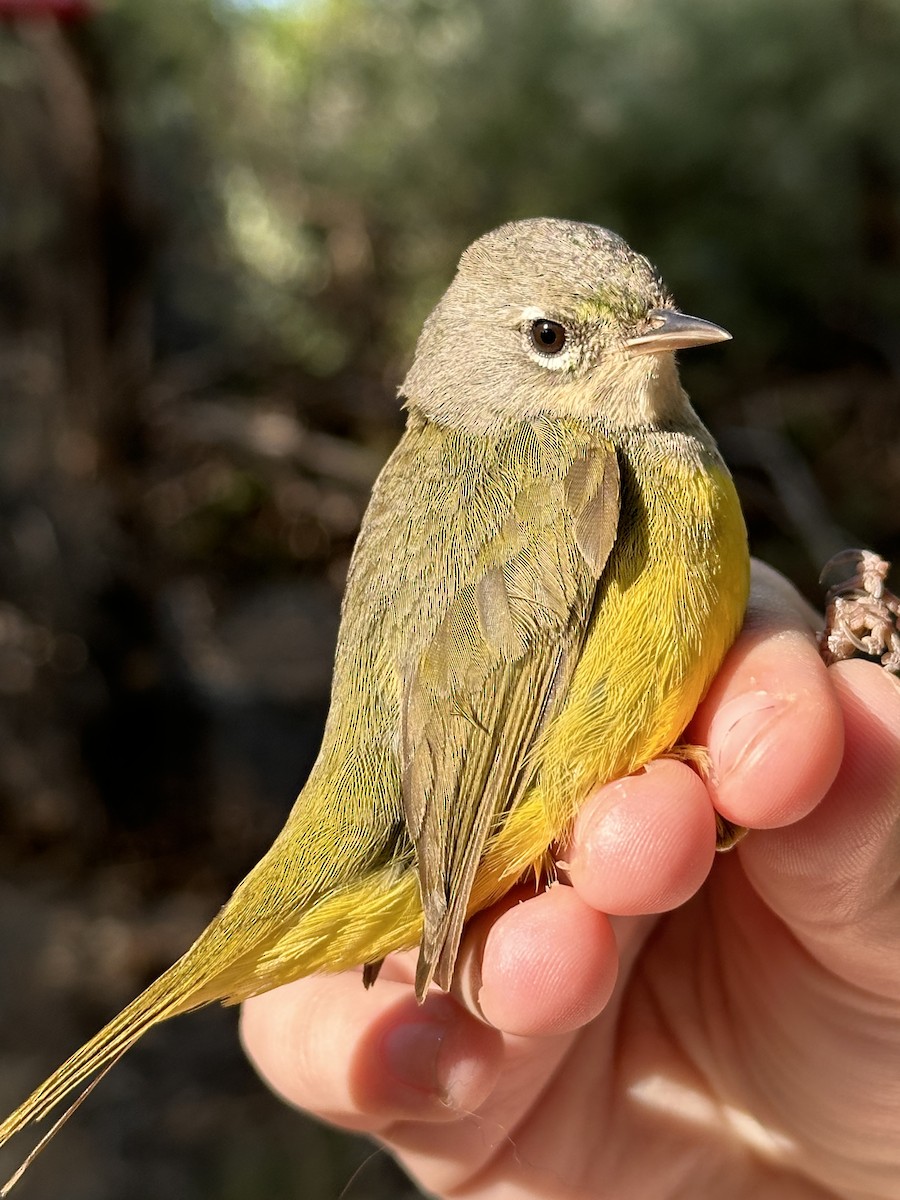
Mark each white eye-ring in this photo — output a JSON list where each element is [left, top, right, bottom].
[[520, 307, 576, 371]]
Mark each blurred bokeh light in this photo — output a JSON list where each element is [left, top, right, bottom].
[[0, 1, 898, 1196]]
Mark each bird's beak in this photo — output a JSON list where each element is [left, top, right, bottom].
[[624, 308, 732, 356]]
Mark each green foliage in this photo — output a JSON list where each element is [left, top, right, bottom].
[[5, 0, 896, 439], [85, 0, 900, 392], [0, 6, 898, 1196]]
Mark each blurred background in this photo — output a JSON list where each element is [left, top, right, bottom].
[[0, 0, 898, 1196]]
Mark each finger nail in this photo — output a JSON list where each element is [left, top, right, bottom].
[[385, 1014, 481, 1108], [382, 1019, 448, 1096], [710, 691, 788, 780], [572, 779, 628, 846]]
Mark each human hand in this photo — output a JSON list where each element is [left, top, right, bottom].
[[241, 562, 900, 1200]]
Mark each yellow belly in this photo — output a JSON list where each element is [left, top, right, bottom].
[[472, 456, 749, 906], [241, 453, 749, 992]]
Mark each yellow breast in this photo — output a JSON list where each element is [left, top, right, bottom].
[[242, 434, 749, 985], [470, 439, 749, 906]]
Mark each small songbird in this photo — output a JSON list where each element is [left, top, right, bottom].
[[0, 218, 749, 1190]]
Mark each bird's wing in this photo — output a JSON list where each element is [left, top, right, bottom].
[[397, 416, 620, 995]]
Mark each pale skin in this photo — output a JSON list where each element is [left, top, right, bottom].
[[241, 561, 900, 1200]]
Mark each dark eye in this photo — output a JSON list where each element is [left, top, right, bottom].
[[529, 319, 567, 355]]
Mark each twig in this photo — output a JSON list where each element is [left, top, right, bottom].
[[819, 549, 900, 673]]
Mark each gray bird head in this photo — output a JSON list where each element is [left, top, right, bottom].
[[401, 218, 729, 436]]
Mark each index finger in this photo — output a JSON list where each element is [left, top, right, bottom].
[[688, 560, 844, 829]]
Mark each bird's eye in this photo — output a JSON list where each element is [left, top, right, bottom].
[[529, 319, 567, 355]]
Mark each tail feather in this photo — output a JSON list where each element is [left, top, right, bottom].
[[0, 956, 212, 1191], [1, 1052, 127, 1197], [0, 856, 401, 1190]]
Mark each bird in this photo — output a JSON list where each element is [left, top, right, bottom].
[[0, 217, 749, 1191]]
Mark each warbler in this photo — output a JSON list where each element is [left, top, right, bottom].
[[0, 218, 749, 1190]]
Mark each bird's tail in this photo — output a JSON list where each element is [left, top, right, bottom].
[[0, 827, 415, 1192], [0, 948, 220, 1195]]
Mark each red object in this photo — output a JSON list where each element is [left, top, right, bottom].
[[0, 0, 93, 17]]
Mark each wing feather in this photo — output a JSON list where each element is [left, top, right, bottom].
[[398, 416, 621, 994]]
